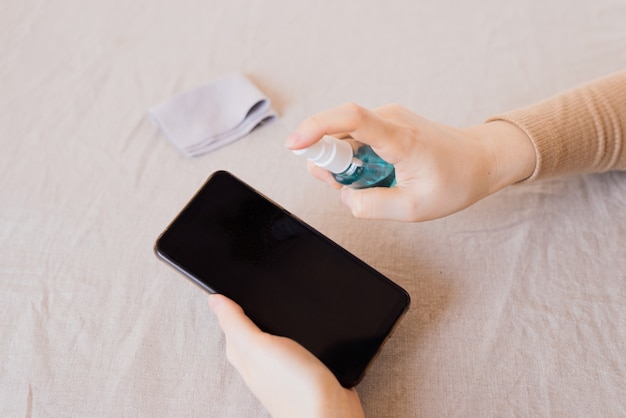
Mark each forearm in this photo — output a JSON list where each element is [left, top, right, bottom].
[[486, 71, 626, 181]]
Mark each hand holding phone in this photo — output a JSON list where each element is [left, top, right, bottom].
[[155, 171, 410, 387], [208, 293, 365, 417]]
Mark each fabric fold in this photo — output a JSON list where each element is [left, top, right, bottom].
[[149, 74, 277, 157]]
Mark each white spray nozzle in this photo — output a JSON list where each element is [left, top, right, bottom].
[[292, 136, 353, 174]]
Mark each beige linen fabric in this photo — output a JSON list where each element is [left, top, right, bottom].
[[1, 0, 625, 417]]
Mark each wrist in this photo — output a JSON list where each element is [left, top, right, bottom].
[[464, 120, 536, 192]]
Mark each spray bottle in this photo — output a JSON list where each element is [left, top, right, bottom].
[[293, 136, 395, 189]]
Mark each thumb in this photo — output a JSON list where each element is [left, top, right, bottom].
[[208, 294, 263, 347], [341, 186, 421, 222]]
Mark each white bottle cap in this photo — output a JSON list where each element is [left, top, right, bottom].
[[292, 136, 353, 174]]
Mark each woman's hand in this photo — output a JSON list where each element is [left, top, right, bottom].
[[208, 294, 365, 418], [286, 103, 536, 222]]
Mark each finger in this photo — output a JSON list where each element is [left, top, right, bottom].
[[286, 103, 394, 150], [371, 103, 417, 124], [341, 186, 424, 222], [208, 294, 264, 349], [333, 132, 352, 139], [307, 161, 342, 189]]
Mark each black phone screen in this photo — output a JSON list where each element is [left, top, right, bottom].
[[155, 171, 410, 387]]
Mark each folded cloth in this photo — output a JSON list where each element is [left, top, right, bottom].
[[149, 74, 277, 157]]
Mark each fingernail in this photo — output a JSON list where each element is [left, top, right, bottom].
[[284, 132, 302, 149], [208, 294, 221, 312]]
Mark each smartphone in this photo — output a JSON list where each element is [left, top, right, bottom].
[[154, 170, 410, 387]]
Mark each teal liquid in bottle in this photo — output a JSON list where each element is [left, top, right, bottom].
[[333, 144, 395, 189], [293, 136, 395, 189]]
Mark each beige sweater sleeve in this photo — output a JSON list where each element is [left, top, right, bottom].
[[487, 70, 626, 181]]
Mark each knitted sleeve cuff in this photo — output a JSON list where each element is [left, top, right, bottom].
[[486, 71, 626, 182]]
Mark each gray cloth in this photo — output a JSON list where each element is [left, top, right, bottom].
[[149, 74, 277, 157]]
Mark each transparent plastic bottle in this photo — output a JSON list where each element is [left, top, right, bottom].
[[293, 136, 395, 189]]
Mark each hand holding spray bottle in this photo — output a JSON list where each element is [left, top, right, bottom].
[[293, 136, 395, 189]]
